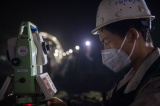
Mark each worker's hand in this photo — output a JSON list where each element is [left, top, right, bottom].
[[46, 97, 67, 106]]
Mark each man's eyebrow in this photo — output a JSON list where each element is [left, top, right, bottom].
[[101, 36, 108, 43]]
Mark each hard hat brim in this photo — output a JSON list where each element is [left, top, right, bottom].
[[91, 16, 155, 35]]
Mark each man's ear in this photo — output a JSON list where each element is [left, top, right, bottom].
[[127, 28, 139, 43]]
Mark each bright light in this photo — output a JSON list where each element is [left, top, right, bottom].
[[75, 46, 80, 50], [55, 49, 59, 53], [56, 45, 60, 49], [63, 52, 66, 56], [85, 41, 91, 46], [66, 51, 70, 55], [54, 53, 59, 57], [52, 37, 57, 41], [69, 49, 73, 53]]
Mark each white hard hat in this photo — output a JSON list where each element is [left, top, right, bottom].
[[92, 0, 155, 34]]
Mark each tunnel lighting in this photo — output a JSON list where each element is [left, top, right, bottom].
[[52, 37, 57, 41], [54, 53, 58, 57], [75, 45, 80, 50], [48, 41, 53, 45], [66, 51, 70, 55], [39, 32, 64, 63], [55, 49, 59, 53], [85, 41, 91, 46], [69, 49, 73, 53], [63, 52, 66, 56]]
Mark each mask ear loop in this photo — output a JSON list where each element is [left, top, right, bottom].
[[118, 34, 128, 53], [127, 31, 139, 60], [127, 40, 136, 60]]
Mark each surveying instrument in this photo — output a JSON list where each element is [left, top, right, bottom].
[[0, 21, 57, 106]]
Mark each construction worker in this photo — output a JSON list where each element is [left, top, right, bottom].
[[91, 0, 160, 105], [43, 0, 160, 106], [48, 0, 160, 106]]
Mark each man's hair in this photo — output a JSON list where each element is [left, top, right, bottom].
[[101, 18, 153, 47]]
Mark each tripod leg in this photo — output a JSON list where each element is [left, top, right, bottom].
[[0, 75, 12, 100]]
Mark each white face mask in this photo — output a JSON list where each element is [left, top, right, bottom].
[[101, 34, 137, 73]]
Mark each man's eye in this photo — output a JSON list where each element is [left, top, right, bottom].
[[104, 41, 111, 45], [105, 43, 109, 46]]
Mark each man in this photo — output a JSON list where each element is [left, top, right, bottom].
[[40, 0, 160, 105], [91, 0, 160, 105], [49, 0, 160, 105]]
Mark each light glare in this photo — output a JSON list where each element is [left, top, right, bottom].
[[52, 37, 57, 41], [63, 52, 66, 56], [86, 41, 90, 46], [75, 46, 80, 50], [54, 53, 58, 57], [69, 49, 73, 53], [66, 51, 70, 55], [55, 49, 59, 53]]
